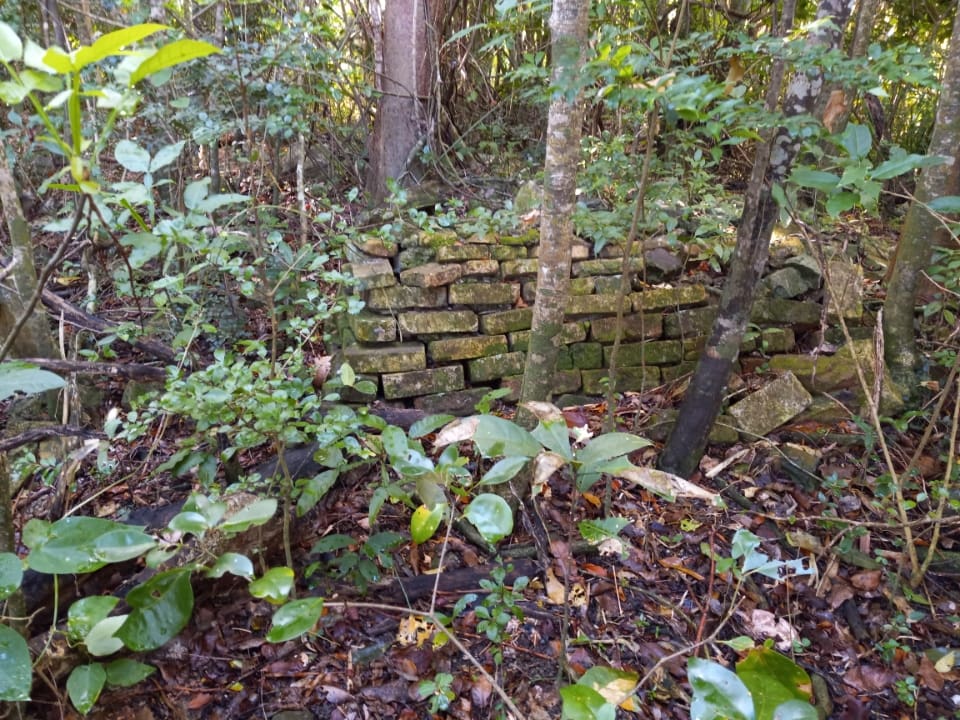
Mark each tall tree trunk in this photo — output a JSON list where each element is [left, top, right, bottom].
[[518, 0, 589, 407], [659, 0, 856, 478], [883, 0, 960, 388]]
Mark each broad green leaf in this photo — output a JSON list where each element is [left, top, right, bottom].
[[559, 683, 616, 720], [41, 46, 72, 73], [479, 456, 528, 485], [75, 24, 167, 70], [92, 527, 156, 563], [25, 517, 135, 574], [838, 123, 871, 160], [578, 666, 639, 708], [409, 413, 456, 439], [463, 494, 513, 544], [0, 361, 65, 400], [104, 658, 155, 687], [195, 192, 250, 214], [531, 419, 573, 459], [206, 552, 254, 580], [411, 502, 446, 544], [0, 552, 24, 599], [737, 647, 813, 720], [117, 569, 193, 651], [130, 38, 220, 85], [149, 140, 185, 172], [67, 664, 106, 714], [183, 178, 210, 210], [83, 615, 126, 657], [20, 68, 62, 92], [267, 597, 324, 643], [219, 498, 277, 534], [296, 469, 339, 516], [249, 566, 295, 604], [68, 596, 120, 642], [578, 517, 630, 544], [114, 140, 151, 173], [825, 191, 858, 217], [23, 39, 56, 72], [576, 433, 650, 472], [0, 624, 32, 701], [928, 195, 960, 213], [340, 362, 356, 386], [688, 657, 754, 720], [309, 534, 355, 554], [770, 700, 818, 719], [182, 493, 227, 527], [167, 511, 210, 535], [871, 152, 946, 180], [0, 80, 29, 104], [474, 415, 541, 458], [0, 21, 23, 62], [789, 168, 840, 192]]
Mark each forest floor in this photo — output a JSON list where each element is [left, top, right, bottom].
[[6, 199, 960, 720]]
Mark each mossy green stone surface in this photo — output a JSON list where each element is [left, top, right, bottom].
[[429, 335, 508, 361], [468, 351, 527, 382], [343, 342, 426, 373], [382, 365, 465, 399]]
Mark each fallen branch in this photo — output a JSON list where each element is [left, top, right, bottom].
[[0, 425, 105, 453], [17, 357, 167, 382]]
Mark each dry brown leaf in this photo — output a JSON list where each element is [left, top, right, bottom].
[[822, 89, 848, 132], [618, 467, 720, 503], [432, 416, 479, 447]]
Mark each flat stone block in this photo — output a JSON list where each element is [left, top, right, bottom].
[[728, 371, 813, 437], [501, 259, 540, 279], [760, 327, 795, 353], [631, 284, 708, 311], [348, 311, 397, 343], [499, 369, 581, 400], [664, 307, 717, 338], [397, 247, 436, 270], [565, 294, 622, 317], [480, 308, 533, 335], [414, 387, 492, 416], [465, 233, 498, 244], [462, 259, 500, 277], [382, 365, 465, 400], [594, 275, 627, 294], [350, 237, 398, 258], [429, 335, 508, 362], [825, 259, 864, 321], [570, 342, 603, 369], [570, 277, 596, 295], [582, 366, 660, 394], [590, 313, 663, 342], [437, 245, 490, 262], [449, 282, 519, 306], [660, 362, 697, 382], [398, 310, 478, 335], [343, 342, 426, 374], [499, 230, 540, 246], [417, 229, 459, 248], [400, 262, 462, 288], [349, 258, 397, 290], [509, 322, 587, 351], [604, 340, 682, 366], [468, 351, 527, 382], [491, 246, 528, 260], [574, 258, 643, 276], [366, 285, 447, 311], [751, 298, 821, 327]]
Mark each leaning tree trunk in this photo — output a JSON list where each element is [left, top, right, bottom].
[[519, 0, 589, 407], [883, 0, 960, 389], [659, 0, 856, 478]]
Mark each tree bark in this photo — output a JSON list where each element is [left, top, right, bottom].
[[660, 0, 856, 478], [519, 0, 589, 408], [883, 0, 960, 388]]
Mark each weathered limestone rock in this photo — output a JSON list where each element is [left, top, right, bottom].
[[429, 335, 508, 362], [382, 365, 465, 399], [498, 230, 539, 246], [570, 342, 603, 369], [491, 245, 528, 260], [397, 246, 436, 269], [501, 259, 540, 279], [414, 387, 491, 415], [751, 298, 821, 327], [728, 371, 812, 437], [417, 229, 459, 248], [462, 259, 500, 277], [437, 245, 490, 262], [343, 342, 426, 374], [663, 307, 717, 338], [759, 327, 795, 353], [400, 262, 462, 288], [366, 285, 447, 311], [398, 310, 478, 335], [590, 313, 663, 342], [765, 266, 814, 298], [582, 366, 660, 394], [349, 259, 397, 290], [631, 284, 708, 311], [480, 308, 533, 334], [566, 294, 622, 316], [468, 351, 526, 382], [349, 237, 398, 259], [825, 259, 863, 321], [500, 369, 581, 400], [448, 282, 519, 306], [605, 340, 683, 367], [593, 275, 625, 294], [349, 311, 398, 343], [574, 258, 643, 276], [514, 180, 542, 214], [509, 322, 587, 351]]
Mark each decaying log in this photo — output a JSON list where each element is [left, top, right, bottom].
[[17, 357, 167, 382]]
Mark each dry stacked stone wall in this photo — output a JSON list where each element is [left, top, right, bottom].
[[334, 228, 829, 415]]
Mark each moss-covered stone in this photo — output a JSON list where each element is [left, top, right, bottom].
[[348, 311, 398, 343], [501, 259, 540, 279], [565, 294, 622, 317], [468, 351, 527, 382], [582, 366, 660, 393], [664, 307, 717, 338], [751, 298, 820, 327], [604, 340, 682, 366], [760, 327, 795, 353], [366, 285, 447, 311], [728, 371, 812, 437], [631, 284, 708, 311], [509, 322, 587, 351], [499, 229, 540, 245], [660, 362, 697, 382], [574, 258, 643, 276], [590, 313, 664, 342], [437, 244, 491, 262], [500, 369, 581, 400], [462, 259, 500, 277], [570, 277, 596, 295], [449, 282, 519, 306], [480, 308, 533, 334], [491, 245, 528, 260], [414, 387, 492, 415], [594, 275, 627, 294], [429, 335, 508, 361], [343, 342, 426, 373], [570, 342, 603, 369], [417, 229, 459, 248], [400, 262, 462, 288], [348, 258, 397, 290], [382, 365, 465, 399], [398, 310, 478, 335], [398, 246, 437, 270]]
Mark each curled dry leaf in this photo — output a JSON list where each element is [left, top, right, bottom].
[[533, 451, 566, 493], [432, 416, 479, 447], [618, 467, 720, 503], [521, 401, 564, 424], [313, 355, 332, 388]]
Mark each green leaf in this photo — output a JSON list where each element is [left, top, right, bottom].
[[92, 527, 157, 563], [67, 664, 106, 714], [130, 38, 221, 85], [219, 498, 277, 534], [838, 123, 872, 160], [575, 433, 650, 472], [0, 21, 23, 62], [114, 139, 151, 173], [167, 511, 210, 535], [104, 658, 155, 687], [68, 596, 120, 642], [479, 456, 528, 485], [41, 46, 72, 73], [871, 151, 946, 180], [409, 414, 456, 439], [249, 566, 295, 604], [119, 232, 163, 269], [0, 361, 65, 400], [559, 683, 616, 720], [770, 699, 819, 720], [183, 178, 210, 209], [0, 552, 23, 599], [195, 192, 250, 213], [928, 195, 960, 213], [578, 665, 638, 707], [578, 517, 629, 544], [206, 552, 254, 580], [309, 534, 355, 554], [789, 168, 840, 192], [463, 494, 513, 544], [0, 624, 32, 701], [737, 647, 813, 720], [20, 68, 62, 92], [75, 23, 168, 70], [266, 597, 324, 643], [149, 140, 185, 172], [531, 419, 573, 459], [474, 415, 541, 458], [83, 615, 126, 656], [117, 569, 193, 651], [825, 191, 858, 217], [25, 517, 142, 574], [411, 502, 447, 544], [0, 80, 29, 104], [688, 657, 754, 720], [296, 469, 339, 516]]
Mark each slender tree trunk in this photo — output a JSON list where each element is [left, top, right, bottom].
[[660, 0, 856, 478], [883, 0, 960, 387], [518, 0, 589, 407]]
